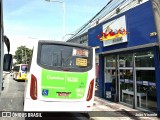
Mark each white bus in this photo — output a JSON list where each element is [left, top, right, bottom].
[[24, 40, 95, 112]]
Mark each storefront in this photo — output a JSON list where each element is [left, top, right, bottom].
[[88, 0, 160, 114], [102, 50, 158, 112]]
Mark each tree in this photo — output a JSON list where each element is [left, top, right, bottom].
[[13, 46, 32, 65]]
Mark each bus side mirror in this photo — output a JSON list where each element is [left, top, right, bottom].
[[3, 54, 12, 71]]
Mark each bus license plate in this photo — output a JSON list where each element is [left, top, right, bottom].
[[57, 92, 70, 97]]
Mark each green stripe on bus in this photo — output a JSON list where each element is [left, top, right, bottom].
[[41, 69, 88, 99]]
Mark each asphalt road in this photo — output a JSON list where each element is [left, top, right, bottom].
[[0, 73, 24, 111]]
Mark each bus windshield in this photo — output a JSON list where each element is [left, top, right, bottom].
[[21, 65, 28, 71], [38, 43, 92, 72]]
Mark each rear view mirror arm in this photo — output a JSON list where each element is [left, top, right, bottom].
[[4, 35, 10, 54]]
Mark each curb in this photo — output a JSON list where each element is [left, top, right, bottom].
[[94, 96, 137, 111]]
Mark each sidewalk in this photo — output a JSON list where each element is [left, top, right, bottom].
[[93, 87, 159, 120]]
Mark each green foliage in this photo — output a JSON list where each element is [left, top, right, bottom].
[[13, 46, 32, 64]]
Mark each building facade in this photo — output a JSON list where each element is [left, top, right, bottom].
[[88, 0, 160, 114], [67, 33, 88, 46]]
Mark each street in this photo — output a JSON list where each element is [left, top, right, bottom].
[[0, 73, 159, 120], [1, 73, 24, 111]]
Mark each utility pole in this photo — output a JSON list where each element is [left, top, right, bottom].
[[0, 0, 4, 94], [150, 0, 160, 117], [25, 49, 27, 64], [151, 0, 160, 53], [21, 50, 23, 64], [45, 0, 66, 40]]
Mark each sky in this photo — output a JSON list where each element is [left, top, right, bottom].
[[3, 0, 109, 54]]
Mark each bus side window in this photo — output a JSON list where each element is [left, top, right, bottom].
[[13, 66, 20, 72]]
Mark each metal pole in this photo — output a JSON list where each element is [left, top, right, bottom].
[[62, 2, 65, 38], [151, 0, 160, 57], [150, 0, 160, 116], [21, 50, 23, 63], [45, 0, 66, 40], [0, 0, 4, 94], [133, 53, 136, 109], [25, 49, 27, 64]]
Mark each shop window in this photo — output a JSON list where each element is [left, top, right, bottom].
[[135, 51, 154, 67], [119, 54, 132, 67], [119, 53, 133, 105], [135, 51, 157, 111], [136, 70, 157, 111], [120, 69, 133, 105], [106, 56, 116, 67], [136, 70, 155, 82]]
